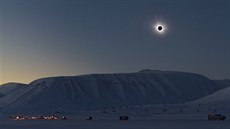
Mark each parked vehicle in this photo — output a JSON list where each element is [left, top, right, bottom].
[[9, 115, 68, 120], [86, 116, 93, 120], [208, 114, 226, 121], [62, 116, 68, 120], [119, 116, 129, 120]]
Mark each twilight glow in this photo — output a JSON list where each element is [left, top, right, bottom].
[[0, 0, 229, 84]]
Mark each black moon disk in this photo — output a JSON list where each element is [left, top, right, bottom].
[[158, 26, 163, 31]]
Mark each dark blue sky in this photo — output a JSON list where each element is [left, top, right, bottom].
[[0, 0, 229, 84]]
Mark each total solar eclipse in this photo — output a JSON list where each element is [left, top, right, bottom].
[[158, 26, 163, 31], [155, 24, 165, 34], [153, 21, 167, 34]]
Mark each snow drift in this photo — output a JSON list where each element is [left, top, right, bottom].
[[0, 70, 223, 113]]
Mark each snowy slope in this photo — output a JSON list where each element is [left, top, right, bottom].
[[0, 83, 27, 95], [213, 79, 230, 88], [190, 86, 230, 106], [0, 93, 5, 98], [0, 70, 222, 113]]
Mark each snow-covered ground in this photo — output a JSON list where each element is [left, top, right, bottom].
[[1, 102, 229, 129], [0, 114, 229, 129]]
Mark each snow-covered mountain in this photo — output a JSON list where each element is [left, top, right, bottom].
[[0, 70, 224, 113], [0, 83, 27, 95]]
